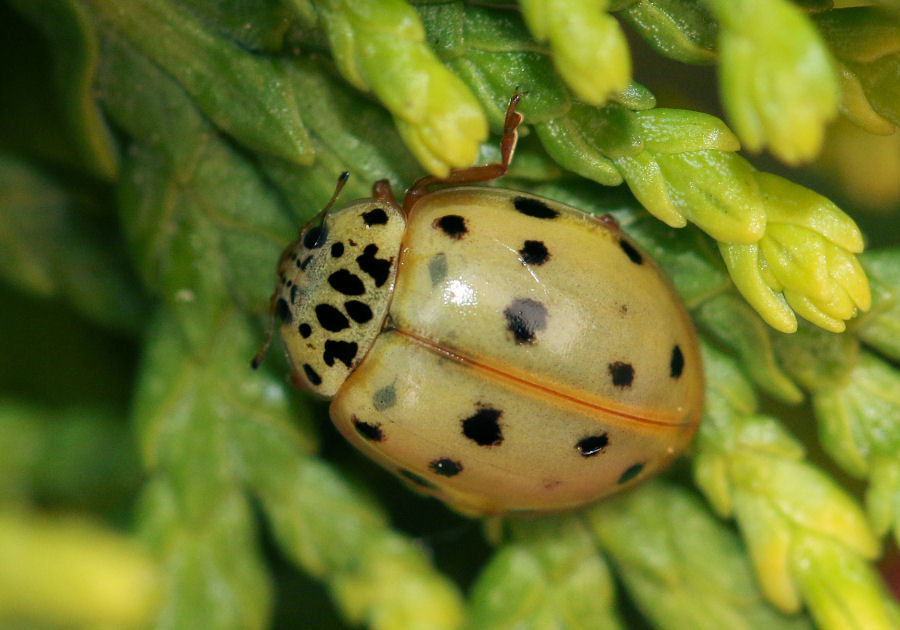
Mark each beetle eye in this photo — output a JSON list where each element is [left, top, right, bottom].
[[303, 225, 328, 249]]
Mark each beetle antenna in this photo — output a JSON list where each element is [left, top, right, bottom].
[[307, 171, 351, 230], [250, 292, 278, 369], [326, 171, 351, 212]]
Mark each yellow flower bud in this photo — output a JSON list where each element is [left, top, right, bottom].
[[721, 173, 870, 333], [519, 0, 631, 105], [714, 0, 840, 164]]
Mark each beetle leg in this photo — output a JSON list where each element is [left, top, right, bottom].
[[251, 291, 279, 369], [596, 213, 621, 234], [372, 179, 398, 206], [403, 92, 524, 215]]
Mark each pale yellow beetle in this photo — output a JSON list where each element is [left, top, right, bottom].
[[255, 95, 703, 516]]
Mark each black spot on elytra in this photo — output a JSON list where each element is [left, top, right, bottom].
[[373, 385, 396, 411], [399, 468, 437, 490], [356, 244, 391, 287], [302, 363, 322, 386], [620, 239, 643, 265], [608, 362, 634, 388], [276, 298, 292, 324], [428, 253, 448, 286], [519, 240, 549, 266], [315, 303, 350, 332], [430, 458, 462, 477], [323, 340, 358, 368], [345, 300, 373, 324], [433, 215, 467, 239], [670, 345, 685, 379], [504, 298, 548, 344], [362, 208, 388, 226], [462, 406, 503, 446], [576, 434, 609, 457], [290, 285, 299, 304], [331, 242, 344, 258], [353, 417, 383, 442], [328, 269, 366, 295], [303, 225, 327, 249], [513, 196, 558, 219], [618, 462, 644, 484], [298, 255, 313, 271], [298, 323, 312, 338]]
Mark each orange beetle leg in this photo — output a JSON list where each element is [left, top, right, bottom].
[[372, 179, 398, 206], [402, 91, 524, 215]]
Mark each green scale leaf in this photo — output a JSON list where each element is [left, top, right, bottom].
[[86, 0, 314, 165], [5, 0, 119, 179], [694, 344, 896, 630], [856, 248, 900, 361], [617, 0, 718, 65], [259, 58, 421, 218], [96, 26, 299, 343], [418, 2, 572, 130], [589, 482, 815, 630], [469, 515, 622, 630]]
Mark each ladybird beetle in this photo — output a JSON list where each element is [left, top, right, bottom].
[[255, 94, 703, 516]]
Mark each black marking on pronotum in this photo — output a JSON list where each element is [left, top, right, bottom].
[[462, 406, 503, 446], [504, 298, 548, 344], [353, 417, 383, 442], [670, 345, 685, 379], [328, 269, 366, 295], [356, 244, 391, 287], [290, 285, 299, 304], [298, 323, 312, 338], [519, 240, 549, 266], [362, 208, 388, 226], [276, 298, 292, 324], [315, 303, 350, 332], [513, 196, 558, 219], [344, 300, 373, 324], [331, 242, 344, 258], [430, 458, 463, 477], [302, 363, 322, 386], [608, 362, 635, 388], [619, 239, 643, 265], [299, 255, 313, 271], [323, 340, 358, 368], [433, 215, 468, 239], [618, 463, 644, 484], [576, 434, 609, 457], [399, 468, 438, 490], [303, 225, 328, 249]]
